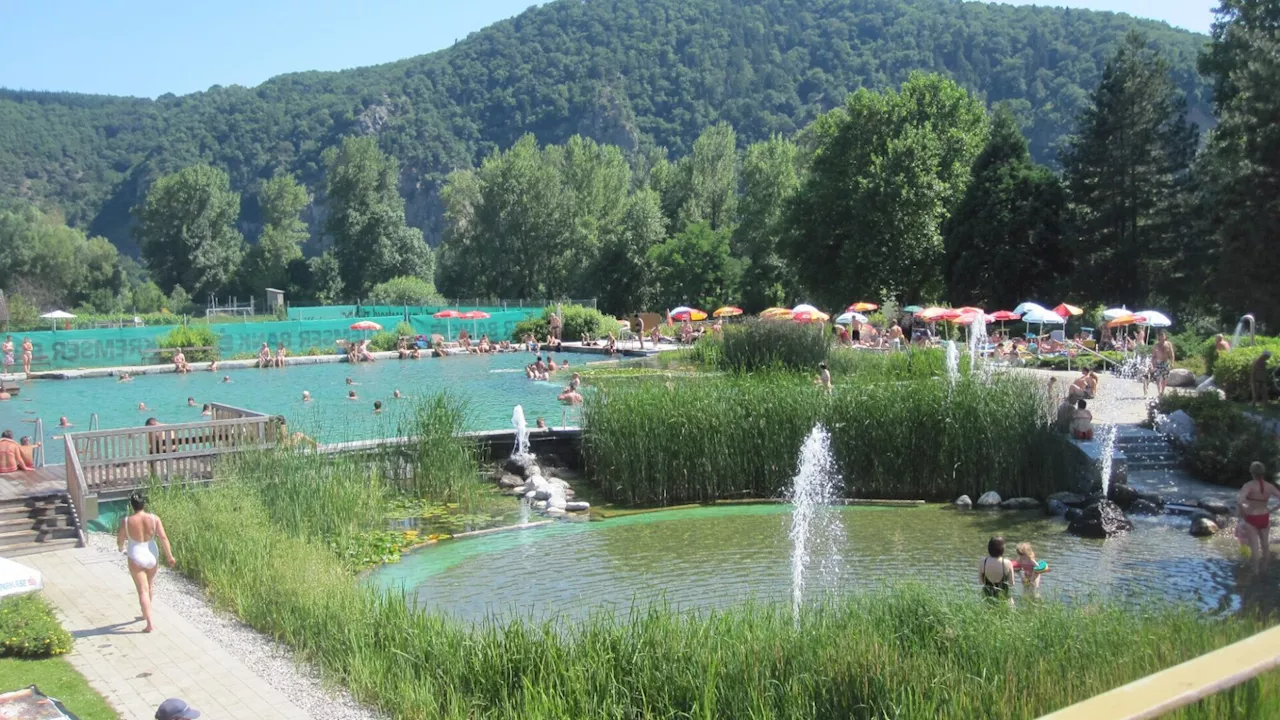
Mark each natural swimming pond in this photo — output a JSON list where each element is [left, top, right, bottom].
[[0, 352, 584, 442], [372, 503, 1280, 622]]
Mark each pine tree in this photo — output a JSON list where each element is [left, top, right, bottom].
[[1061, 32, 1197, 309]]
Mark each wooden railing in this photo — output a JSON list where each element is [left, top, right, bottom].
[[63, 434, 89, 547], [65, 415, 282, 496], [209, 402, 270, 421]]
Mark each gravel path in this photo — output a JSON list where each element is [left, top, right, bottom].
[[1018, 367, 1156, 425], [84, 533, 384, 720]]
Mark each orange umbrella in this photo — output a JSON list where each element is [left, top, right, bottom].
[[670, 307, 708, 322], [761, 307, 794, 320], [847, 302, 879, 312], [1053, 303, 1084, 318], [793, 310, 830, 323], [916, 307, 951, 322], [1107, 314, 1140, 328], [349, 321, 382, 331], [713, 306, 743, 318]]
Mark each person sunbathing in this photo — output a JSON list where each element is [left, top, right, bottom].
[[172, 348, 190, 374], [274, 343, 288, 368], [257, 342, 273, 368]]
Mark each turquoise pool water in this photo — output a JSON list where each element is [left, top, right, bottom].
[[0, 352, 584, 442]]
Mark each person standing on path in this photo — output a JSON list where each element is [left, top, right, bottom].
[[1, 336, 13, 376], [631, 313, 645, 350], [1151, 331, 1175, 396], [549, 309, 562, 343], [116, 492, 175, 633]]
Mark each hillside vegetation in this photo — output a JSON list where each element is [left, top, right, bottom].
[[0, 0, 1210, 252]]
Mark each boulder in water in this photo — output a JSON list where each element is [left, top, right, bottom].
[[532, 489, 553, 501], [1130, 498, 1161, 515], [522, 464, 544, 480], [976, 491, 1002, 508], [565, 501, 590, 512], [1046, 499, 1069, 516], [1108, 483, 1139, 509], [1000, 497, 1041, 510], [502, 486, 527, 497], [954, 495, 973, 509], [1048, 492, 1089, 508], [544, 506, 567, 517], [1190, 517, 1219, 537], [547, 495, 567, 510], [1064, 507, 1084, 522], [1156, 410, 1196, 445], [504, 454, 539, 475], [532, 500, 548, 510], [497, 474, 524, 489], [1067, 500, 1132, 538], [1166, 368, 1197, 388]]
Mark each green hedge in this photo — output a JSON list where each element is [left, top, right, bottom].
[[155, 324, 220, 363], [1158, 394, 1280, 485], [513, 304, 614, 343], [1214, 341, 1280, 402], [0, 595, 72, 658]]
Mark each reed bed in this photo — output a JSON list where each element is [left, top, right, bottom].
[[582, 373, 1075, 505], [717, 318, 829, 371], [151, 476, 1277, 719]]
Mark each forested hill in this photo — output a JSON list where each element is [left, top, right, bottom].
[[0, 0, 1211, 254]]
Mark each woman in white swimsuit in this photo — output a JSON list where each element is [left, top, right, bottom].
[[116, 492, 175, 632]]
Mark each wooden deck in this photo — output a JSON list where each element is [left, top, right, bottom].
[[0, 465, 67, 500]]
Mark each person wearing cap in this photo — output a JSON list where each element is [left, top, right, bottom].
[[155, 697, 200, 719]]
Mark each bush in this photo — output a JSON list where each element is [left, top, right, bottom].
[[367, 322, 417, 352], [0, 595, 72, 658], [368, 276, 443, 305], [1214, 342, 1280, 402], [155, 323, 220, 363], [1158, 394, 1280, 485], [513, 304, 613, 342], [717, 317, 829, 372]]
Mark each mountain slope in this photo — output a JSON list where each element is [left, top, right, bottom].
[[0, 0, 1212, 253]]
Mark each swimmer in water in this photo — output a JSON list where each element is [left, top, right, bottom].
[[222, 375, 232, 383], [201, 404, 212, 417], [373, 400, 382, 414], [302, 390, 311, 402], [348, 390, 358, 400], [393, 389, 402, 399], [118, 372, 133, 382], [58, 416, 73, 428], [187, 397, 197, 407], [138, 402, 148, 411], [345, 377, 358, 385]]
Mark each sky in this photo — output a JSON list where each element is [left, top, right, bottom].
[[0, 0, 1217, 98]]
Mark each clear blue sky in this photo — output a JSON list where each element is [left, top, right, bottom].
[[0, 0, 1217, 98]]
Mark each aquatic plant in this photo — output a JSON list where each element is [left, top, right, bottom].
[[716, 317, 830, 371], [581, 373, 1075, 504], [149, 479, 1279, 720]]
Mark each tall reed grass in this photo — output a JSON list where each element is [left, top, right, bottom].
[[718, 318, 829, 371], [582, 373, 1075, 504], [150, 477, 1277, 719]]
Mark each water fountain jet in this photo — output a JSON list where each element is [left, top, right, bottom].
[[786, 424, 845, 625]]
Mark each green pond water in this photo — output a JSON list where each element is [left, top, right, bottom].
[[0, 352, 583, 442], [373, 504, 1280, 621]]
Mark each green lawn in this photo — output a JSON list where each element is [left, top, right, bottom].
[[0, 656, 117, 720]]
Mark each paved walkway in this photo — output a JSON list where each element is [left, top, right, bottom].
[[24, 547, 311, 720]]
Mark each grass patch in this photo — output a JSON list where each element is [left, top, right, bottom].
[[1158, 394, 1280, 485], [149, 474, 1279, 719], [0, 595, 71, 658], [0, 656, 118, 719], [582, 373, 1077, 505]]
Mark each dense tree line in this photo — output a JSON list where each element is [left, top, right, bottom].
[[0, 0, 1210, 254]]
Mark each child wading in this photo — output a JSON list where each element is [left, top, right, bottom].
[[979, 536, 1015, 605]]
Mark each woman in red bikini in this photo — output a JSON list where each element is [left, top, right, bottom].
[[1237, 461, 1280, 572]]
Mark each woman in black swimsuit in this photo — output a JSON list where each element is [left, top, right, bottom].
[[979, 536, 1015, 604]]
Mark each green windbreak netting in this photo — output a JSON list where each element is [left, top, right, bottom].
[[13, 310, 540, 371]]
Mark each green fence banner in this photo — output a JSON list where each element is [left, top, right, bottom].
[[10, 309, 540, 372]]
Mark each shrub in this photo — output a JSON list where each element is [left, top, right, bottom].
[[368, 331, 398, 351], [155, 323, 220, 362], [0, 595, 72, 658], [1158, 394, 1280, 485], [1214, 342, 1280, 402], [718, 317, 829, 372], [513, 304, 613, 342], [368, 276, 443, 305]]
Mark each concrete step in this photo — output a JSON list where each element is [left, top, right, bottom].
[[0, 514, 74, 532], [0, 503, 71, 520], [1128, 460, 1182, 472], [1, 537, 80, 558]]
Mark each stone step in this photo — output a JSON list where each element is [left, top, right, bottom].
[[0, 537, 80, 558], [0, 514, 74, 532], [1127, 460, 1182, 472]]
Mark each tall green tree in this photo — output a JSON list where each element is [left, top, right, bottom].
[[677, 123, 739, 232], [1061, 32, 1198, 309], [134, 165, 246, 298], [785, 73, 988, 307], [1198, 0, 1280, 322], [248, 172, 310, 293], [324, 136, 432, 295], [309, 252, 344, 305], [647, 221, 742, 312], [0, 205, 123, 309], [595, 188, 667, 315], [944, 107, 1069, 309], [735, 136, 801, 312]]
